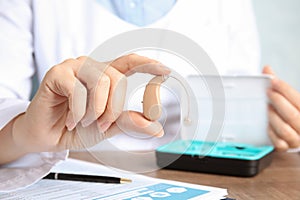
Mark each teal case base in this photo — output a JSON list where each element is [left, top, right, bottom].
[[156, 140, 274, 177]]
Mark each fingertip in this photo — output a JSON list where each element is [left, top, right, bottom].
[[270, 77, 280, 88], [156, 130, 165, 138], [158, 64, 171, 74], [275, 140, 289, 152], [66, 121, 76, 131], [163, 68, 171, 75], [157, 63, 171, 75], [99, 121, 112, 132], [262, 65, 275, 75], [150, 121, 164, 138], [66, 111, 76, 131], [72, 79, 88, 122], [268, 125, 289, 152], [81, 119, 92, 128]]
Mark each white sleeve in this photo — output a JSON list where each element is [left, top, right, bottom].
[[221, 0, 261, 75], [0, 0, 34, 100], [0, 151, 68, 192], [0, 0, 67, 192]]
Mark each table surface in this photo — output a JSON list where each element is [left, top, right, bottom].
[[70, 151, 300, 200]]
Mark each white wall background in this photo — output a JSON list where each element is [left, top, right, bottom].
[[30, 1, 300, 97], [253, 0, 300, 91]]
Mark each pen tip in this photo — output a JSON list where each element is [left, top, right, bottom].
[[120, 178, 132, 184]]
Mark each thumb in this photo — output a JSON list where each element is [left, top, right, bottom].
[[104, 111, 164, 139], [262, 65, 276, 76]]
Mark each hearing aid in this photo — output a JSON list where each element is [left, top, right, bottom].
[[143, 75, 169, 121], [142, 75, 192, 124]]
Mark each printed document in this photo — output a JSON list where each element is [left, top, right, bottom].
[[0, 158, 227, 199]]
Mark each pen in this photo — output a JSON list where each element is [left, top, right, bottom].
[[43, 172, 132, 184]]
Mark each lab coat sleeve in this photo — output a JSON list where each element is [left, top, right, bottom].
[[221, 0, 261, 74], [0, 0, 67, 192]]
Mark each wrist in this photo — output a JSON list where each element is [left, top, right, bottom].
[[12, 113, 32, 154], [0, 113, 30, 164]]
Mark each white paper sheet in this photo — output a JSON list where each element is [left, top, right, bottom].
[[0, 158, 227, 200]]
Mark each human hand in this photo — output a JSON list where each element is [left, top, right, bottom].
[[12, 54, 171, 153], [263, 66, 300, 151]]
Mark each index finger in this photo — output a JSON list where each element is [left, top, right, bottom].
[[271, 78, 300, 111], [97, 66, 127, 131], [108, 54, 171, 76]]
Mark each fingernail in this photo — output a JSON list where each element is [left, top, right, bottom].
[[66, 114, 76, 131], [81, 119, 92, 127], [161, 65, 171, 73], [157, 131, 164, 138], [66, 121, 76, 131], [100, 121, 111, 131]]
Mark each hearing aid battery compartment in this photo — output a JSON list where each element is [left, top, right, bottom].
[[156, 140, 274, 177]]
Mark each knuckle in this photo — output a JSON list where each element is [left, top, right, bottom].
[[119, 73, 127, 81], [49, 58, 79, 75], [119, 75, 127, 87], [127, 53, 137, 59], [113, 70, 127, 83], [46, 65, 63, 78], [125, 53, 138, 63], [76, 56, 88, 61], [62, 58, 77, 65], [76, 56, 89, 65], [99, 73, 111, 85], [62, 58, 82, 72]]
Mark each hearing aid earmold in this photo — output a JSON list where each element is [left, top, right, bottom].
[[142, 75, 168, 121], [142, 74, 192, 125]]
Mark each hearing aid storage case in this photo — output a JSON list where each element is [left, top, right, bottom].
[[156, 140, 274, 177], [185, 75, 273, 146]]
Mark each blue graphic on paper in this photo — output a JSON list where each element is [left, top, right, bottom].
[[126, 183, 208, 200], [98, 183, 209, 200]]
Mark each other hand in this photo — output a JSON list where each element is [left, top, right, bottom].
[[263, 66, 300, 151]]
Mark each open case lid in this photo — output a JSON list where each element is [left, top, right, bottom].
[[184, 74, 273, 146]]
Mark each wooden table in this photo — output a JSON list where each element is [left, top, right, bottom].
[[70, 151, 300, 199]]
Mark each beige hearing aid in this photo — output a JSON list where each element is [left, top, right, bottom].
[[143, 75, 169, 121]]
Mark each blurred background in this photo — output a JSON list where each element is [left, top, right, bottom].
[[30, 0, 300, 96], [253, 0, 300, 91]]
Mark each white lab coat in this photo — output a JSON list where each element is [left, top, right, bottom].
[[0, 0, 260, 191]]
